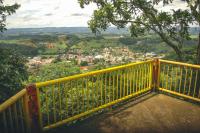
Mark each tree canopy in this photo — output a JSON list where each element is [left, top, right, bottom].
[[78, 0, 200, 63], [0, 0, 20, 32], [28, 61, 81, 82], [0, 48, 28, 102], [0, 0, 22, 102]]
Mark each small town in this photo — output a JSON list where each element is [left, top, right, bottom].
[[1, 0, 200, 133], [28, 46, 165, 71]]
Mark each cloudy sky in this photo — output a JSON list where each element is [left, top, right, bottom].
[[4, 0, 187, 28], [4, 0, 97, 28]]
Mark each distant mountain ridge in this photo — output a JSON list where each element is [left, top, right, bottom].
[[2, 27, 199, 35], [4, 27, 129, 35]]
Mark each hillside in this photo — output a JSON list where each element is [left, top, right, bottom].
[[1, 27, 199, 35]]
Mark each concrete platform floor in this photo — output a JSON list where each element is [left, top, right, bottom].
[[49, 93, 200, 133]]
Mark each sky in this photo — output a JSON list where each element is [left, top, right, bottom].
[[4, 0, 187, 29]]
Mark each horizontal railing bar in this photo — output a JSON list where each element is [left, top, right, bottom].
[[43, 88, 151, 131], [36, 60, 153, 88], [0, 89, 27, 113], [159, 88, 200, 102], [1, 59, 200, 133], [160, 59, 200, 69]]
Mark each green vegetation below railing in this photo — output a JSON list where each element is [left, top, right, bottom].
[[36, 60, 153, 131], [159, 60, 200, 102], [1, 59, 200, 133]]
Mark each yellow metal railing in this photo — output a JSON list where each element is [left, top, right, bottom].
[[36, 60, 153, 131], [0, 59, 200, 133], [159, 59, 200, 102], [0, 89, 30, 133]]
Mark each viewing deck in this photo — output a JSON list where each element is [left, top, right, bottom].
[[0, 59, 200, 133], [49, 93, 200, 133]]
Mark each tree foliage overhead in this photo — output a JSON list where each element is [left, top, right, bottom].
[[0, 0, 20, 32], [78, 0, 200, 62]]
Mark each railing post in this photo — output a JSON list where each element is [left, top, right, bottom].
[[26, 84, 42, 133], [152, 59, 160, 91], [23, 91, 31, 133]]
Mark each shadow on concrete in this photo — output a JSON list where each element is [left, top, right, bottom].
[[48, 93, 200, 133]]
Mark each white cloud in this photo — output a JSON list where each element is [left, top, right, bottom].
[[4, 0, 187, 28], [155, 0, 188, 11], [5, 0, 97, 28]]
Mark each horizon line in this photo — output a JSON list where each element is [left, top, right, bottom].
[[7, 26, 121, 30]]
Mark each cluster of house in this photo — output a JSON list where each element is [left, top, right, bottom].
[[64, 47, 164, 65], [62, 47, 134, 64], [27, 56, 54, 69], [27, 46, 164, 70]]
